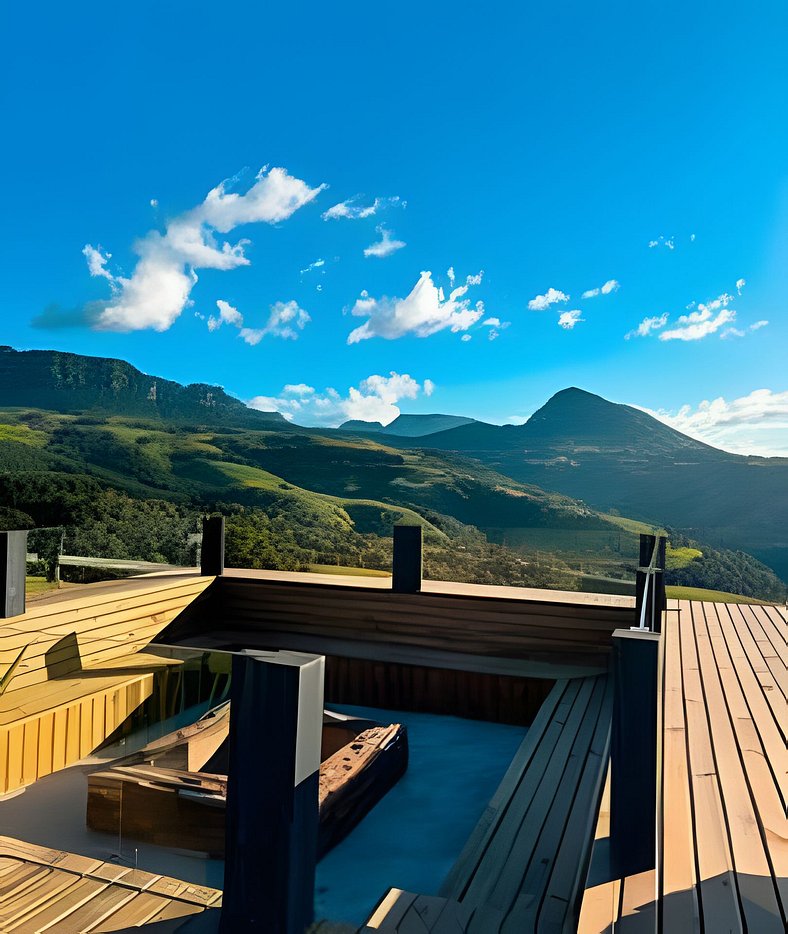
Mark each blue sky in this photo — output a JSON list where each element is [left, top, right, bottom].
[[2, 1, 787, 453]]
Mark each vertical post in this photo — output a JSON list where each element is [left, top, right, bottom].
[[1, 530, 27, 619], [635, 533, 666, 632], [221, 650, 324, 934], [392, 524, 422, 594], [609, 628, 660, 876], [201, 515, 225, 576]]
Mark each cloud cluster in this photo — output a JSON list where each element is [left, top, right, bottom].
[[626, 282, 764, 343], [321, 195, 403, 221], [625, 313, 669, 340], [363, 226, 406, 258], [527, 287, 569, 311], [659, 293, 735, 341], [248, 371, 434, 426], [581, 279, 619, 299], [558, 309, 584, 330], [82, 167, 324, 332], [648, 236, 675, 250], [645, 389, 788, 456], [207, 298, 310, 345], [347, 270, 484, 344]]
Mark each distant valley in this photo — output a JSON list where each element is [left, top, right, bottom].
[[0, 346, 784, 600]]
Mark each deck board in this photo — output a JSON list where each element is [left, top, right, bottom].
[[369, 674, 612, 932], [578, 597, 787, 933], [0, 836, 220, 932]]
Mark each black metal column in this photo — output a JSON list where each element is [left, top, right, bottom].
[[201, 516, 225, 576], [220, 650, 324, 934], [392, 524, 422, 593], [1, 530, 27, 618], [609, 627, 661, 877]]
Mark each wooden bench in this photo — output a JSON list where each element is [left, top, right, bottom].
[[363, 673, 613, 933]]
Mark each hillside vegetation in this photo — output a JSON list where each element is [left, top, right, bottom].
[[1, 347, 784, 601]]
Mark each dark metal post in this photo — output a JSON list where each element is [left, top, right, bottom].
[[221, 650, 324, 934], [635, 533, 666, 632], [201, 515, 225, 576], [1, 530, 27, 618], [609, 628, 660, 877], [392, 524, 422, 593]]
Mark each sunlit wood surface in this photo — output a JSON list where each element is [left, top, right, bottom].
[[0, 836, 220, 931], [0, 573, 212, 795], [578, 598, 787, 933]]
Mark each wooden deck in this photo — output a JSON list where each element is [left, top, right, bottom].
[[578, 598, 787, 933], [363, 674, 613, 932], [161, 569, 634, 677], [0, 573, 212, 795], [0, 836, 220, 931]]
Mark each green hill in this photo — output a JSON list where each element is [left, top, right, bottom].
[[402, 387, 788, 581], [0, 346, 286, 427], [1, 349, 783, 600]]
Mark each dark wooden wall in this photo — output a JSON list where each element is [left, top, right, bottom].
[[323, 654, 555, 726]]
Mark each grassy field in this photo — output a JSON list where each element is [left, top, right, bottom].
[[308, 564, 390, 577], [24, 576, 80, 598], [665, 585, 771, 605]]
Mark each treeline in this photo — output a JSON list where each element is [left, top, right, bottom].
[[1, 470, 578, 590], [664, 531, 786, 602]]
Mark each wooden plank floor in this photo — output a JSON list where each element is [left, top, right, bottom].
[[0, 836, 220, 932], [578, 598, 787, 933], [363, 674, 613, 932]]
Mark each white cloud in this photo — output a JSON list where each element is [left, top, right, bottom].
[[690, 233, 696, 242], [736, 277, 746, 295], [528, 287, 569, 311], [648, 236, 675, 250], [300, 258, 325, 274], [347, 269, 484, 343], [625, 313, 669, 339], [644, 389, 788, 456], [150, 199, 158, 208], [659, 293, 735, 342], [363, 226, 406, 258], [482, 317, 510, 341], [321, 195, 402, 221], [283, 383, 315, 395], [720, 327, 746, 340], [461, 334, 472, 342], [207, 298, 310, 344], [558, 309, 584, 329], [82, 244, 114, 281], [248, 371, 433, 427], [86, 166, 324, 332], [581, 279, 620, 299], [750, 319, 769, 331]]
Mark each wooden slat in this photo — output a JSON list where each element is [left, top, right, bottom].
[[694, 602, 783, 930], [681, 601, 743, 932], [722, 604, 784, 740], [462, 680, 593, 909], [659, 604, 701, 933], [494, 678, 608, 931], [714, 605, 787, 795], [536, 674, 613, 929], [441, 679, 572, 899]]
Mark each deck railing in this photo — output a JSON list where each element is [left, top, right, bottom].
[[634, 533, 666, 632]]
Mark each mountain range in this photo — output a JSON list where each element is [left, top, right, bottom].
[[1, 346, 785, 590]]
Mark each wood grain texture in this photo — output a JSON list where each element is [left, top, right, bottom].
[[578, 597, 786, 934]]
